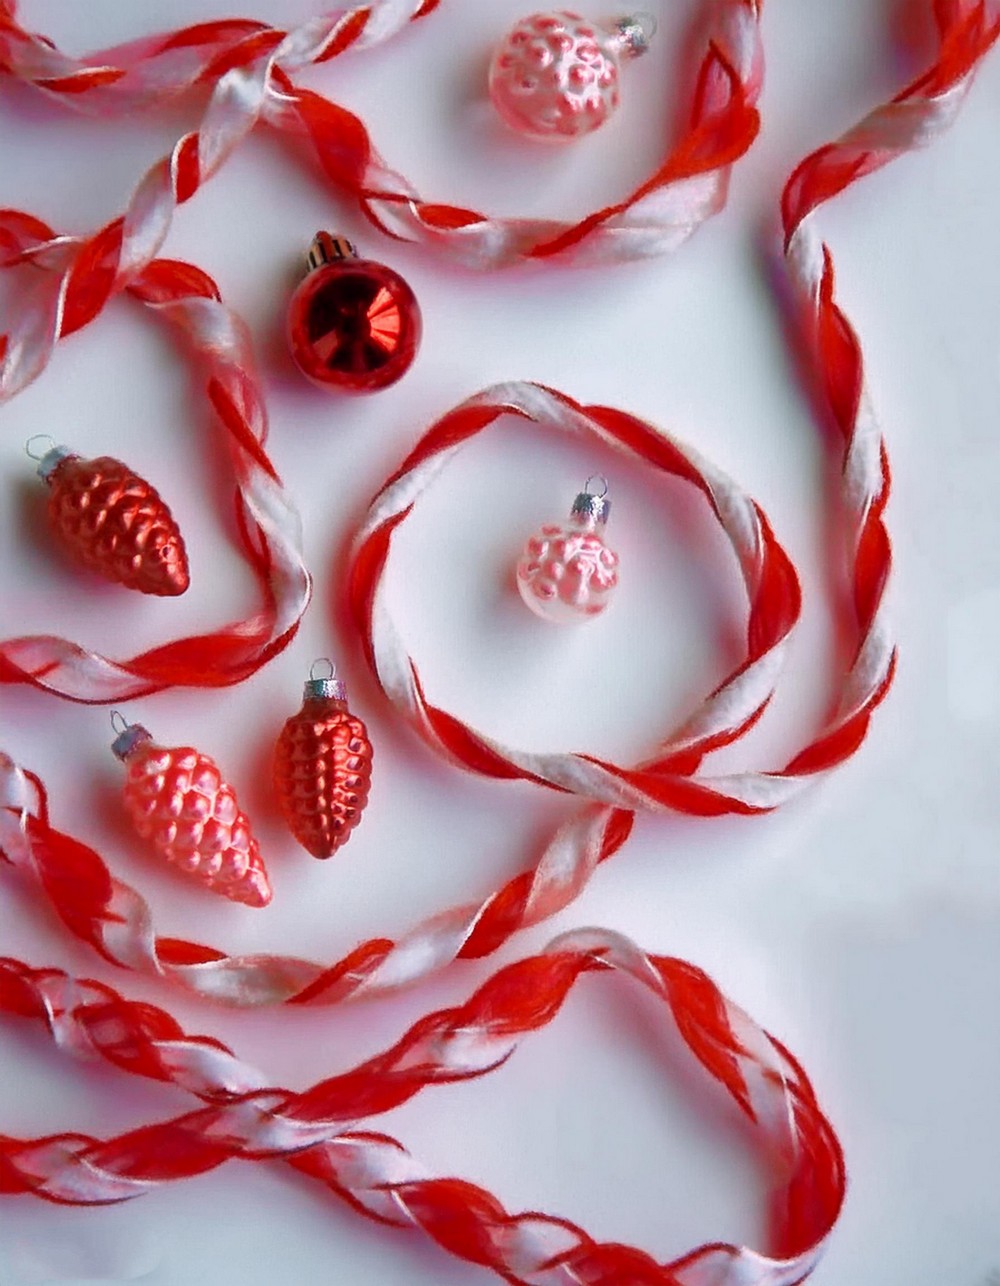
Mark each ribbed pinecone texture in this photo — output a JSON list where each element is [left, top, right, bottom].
[[273, 698, 373, 859], [122, 741, 271, 907], [47, 455, 189, 596]]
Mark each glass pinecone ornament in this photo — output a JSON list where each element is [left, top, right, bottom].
[[273, 663, 373, 859], [516, 476, 619, 622], [32, 440, 189, 596], [112, 719, 271, 907]]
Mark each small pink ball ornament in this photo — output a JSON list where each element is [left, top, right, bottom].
[[516, 477, 620, 623], [489, 9, 657, 142]]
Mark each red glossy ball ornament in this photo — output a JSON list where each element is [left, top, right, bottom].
[[287, 233, 421, 392]]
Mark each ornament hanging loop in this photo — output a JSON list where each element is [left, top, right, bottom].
[[109, 710, 129, 736], [24, 434, 57, 461], [584, 474, 609, 499], [309, 658, 336, 682]]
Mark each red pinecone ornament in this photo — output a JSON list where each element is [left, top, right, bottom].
[[37, 445, 189, 596], [273, 666, 373, 859], [112, 721, 271, 907]]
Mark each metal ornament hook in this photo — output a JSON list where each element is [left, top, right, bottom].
[[24, 434, 58, 461], [583, 475, 609, 499], [309, 658, 336, 682]]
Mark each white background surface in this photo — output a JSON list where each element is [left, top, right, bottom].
[[1, 2, 999, 1283]]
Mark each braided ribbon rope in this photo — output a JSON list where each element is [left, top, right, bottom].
[[350, 380, 883, 815], [0, 212, 311, 700], [0, 930, 844, 1285], [0, 4, 997, 1282], [782, 0, 1000, 665], [0, 0, 764, 406]]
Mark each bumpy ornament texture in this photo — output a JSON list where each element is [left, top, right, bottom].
[[273, 678, 373, 859], [489, 10, 635, 142], [517, 486, 619, 622], [115, 727, 271, 907], [41, 449, 189, 596]]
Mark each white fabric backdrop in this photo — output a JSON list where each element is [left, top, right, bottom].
[[0, 2, 998, 1283]]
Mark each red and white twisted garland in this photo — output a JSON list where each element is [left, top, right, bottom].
[[0, 0, 439, 112], [780, 0, 1000, 754], [0, 930, 844, 1285], [0, 0, 765, 408], [0, 211, 311, 701], [1, 3, 993, 1011], [0, 3, 997, 1281], [0, 1, 990, 1008], [349, 380, 882, 816]]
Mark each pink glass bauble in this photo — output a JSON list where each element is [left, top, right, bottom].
[[516, 479, 619, 623], [488, 10, 656, 142], [112, 721, 271, 908], [287, 232, 421, 392]]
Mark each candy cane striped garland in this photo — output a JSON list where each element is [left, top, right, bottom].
[[0, 0, 441, 111], [350, 380, 884, 818], [0, 212, 311, 701], [782, 0, 1000, 605], [0, 3, 442, 110], [0, 1, 766, 405], [2, 0, 993, 1001], [0, 929, 845, 1286], [0, 7, 995, 1282]]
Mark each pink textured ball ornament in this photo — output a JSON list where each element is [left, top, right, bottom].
[[489, 10, 657, 142], [516, 477, 620, 623], [112, 718, 271, 908]]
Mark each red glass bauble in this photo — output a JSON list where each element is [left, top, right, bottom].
[[287, 234, 421, 393]]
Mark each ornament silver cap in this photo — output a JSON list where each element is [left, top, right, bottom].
[[303, 659, 347, 703], [608, 11, 658, 58], [25, 435, 74, 483], [110, 712, 152, 761], [307, 231, 359, 273], [570, 476, 611, 526]]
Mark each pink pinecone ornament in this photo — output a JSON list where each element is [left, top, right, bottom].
[[112, 720, 271, 908], [489, 10, 657, 142], [516, 477, 620, 623]]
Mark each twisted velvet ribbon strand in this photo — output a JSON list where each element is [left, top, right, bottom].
[[0, 929, 844, 1286], [0, 0, 765, 411], [0, 0, 992, 1007], [349, 381, 880, 816], [0, 4, 997, 1282], [2, 0, 992, 1008], [0, 213, 311, 700]]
